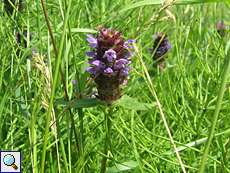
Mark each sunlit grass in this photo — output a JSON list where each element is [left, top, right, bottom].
[[0, 0, 230, 172]]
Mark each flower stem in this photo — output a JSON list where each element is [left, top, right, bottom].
[[100, 106, 113, 173], [79, 108, 84, 153], [198, 50, 230, 173]]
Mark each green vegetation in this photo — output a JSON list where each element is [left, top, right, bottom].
[[0, 0, 230, 172]]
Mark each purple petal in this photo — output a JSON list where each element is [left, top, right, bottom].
[[114, 59, 129, 70], [166, 43, 172, 50], [86, 67, 98, 76], [86, 51, 96, 57], [72, 80, 77, 85], [88, 60, 105, 70], [127, 39, 136, 43], [86, 34, 98, 48], [152, 33, 172, 58], [124, 39, 135, 49], [103, 49, 117, 62], [89, 60, 101, 67], [120, 67, 129, 77], [104, 67, 113, 75]]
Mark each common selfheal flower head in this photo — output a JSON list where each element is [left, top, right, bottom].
[[4, 0, 23, 15], [216, 21, 226, 37], [16, 30, 31, 49], [152, 33, 171, 61], [86, 27, 134, 103], [151, 33, 171, 71]]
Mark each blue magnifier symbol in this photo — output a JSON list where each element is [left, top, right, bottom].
[[3, 154, 18, 170]]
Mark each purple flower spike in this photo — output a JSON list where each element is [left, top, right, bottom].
[[152, 33, 171, 60], [86, 28, 134, 103], [151, 32, 171, 71], [216, 21, 226, 37], [103, 49, 117, 62], [4, 0, 24, 15], [87, 34, 98, 48]]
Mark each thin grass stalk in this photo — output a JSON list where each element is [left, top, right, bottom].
[[40, 0, 58, 56], [63, 2, 82, 155], [166, 128, 230, 155], [134, 44, 187, 173], [64, 0, 85, 158], [79, 108, 84, 153], [131, 111, 144, 172], [140, 0, 176, 36], [40, 0, 73, 172], [40, 0, 80, 153], [30, 90, 41, 173], [100, 106, 113, 173], [60, 138, 70, 173], [40, 0, 69, 102], [198, 50, 230, 173], [60, 3, 87, 171]]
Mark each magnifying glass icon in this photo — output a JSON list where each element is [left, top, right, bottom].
[[3, 154, 18, 170]]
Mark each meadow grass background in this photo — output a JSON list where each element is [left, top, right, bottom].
[[0, 0, 230, 172]]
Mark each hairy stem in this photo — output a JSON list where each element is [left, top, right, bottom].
[[100, 106, 113, 173]]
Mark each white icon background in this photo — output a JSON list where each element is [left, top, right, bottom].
[[1, 152, 21, 173]]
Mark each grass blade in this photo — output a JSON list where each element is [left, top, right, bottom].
[[120, 0, 226, 13], [40, 0, 73, 171], [198, 50, 230, 172]]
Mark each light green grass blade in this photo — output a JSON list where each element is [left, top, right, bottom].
[[106, 160, 138, 173], [40, 0, 73, 171], [199, 47, 230, 173], [70, 28, 97, 33], [115, 95, 156, 110], [57, 98, 103, 108], [120, 0, 226, 13]]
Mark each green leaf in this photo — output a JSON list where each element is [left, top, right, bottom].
[[176, 0, 224, 4], [57, 96, 155, 110], [120, 0, 225, 13], [56, 98, 104, 109], [106, 160, 138, 173], [115, 95, 155, 111]]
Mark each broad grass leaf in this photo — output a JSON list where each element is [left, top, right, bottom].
[[106, 160, 138, 173], [56, 98, 103, 109], [120, 0, 225, 13], [70, 28, 97, 33], [116, 95, 155, 110]]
